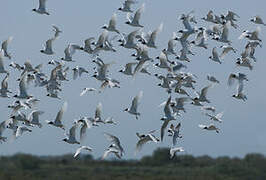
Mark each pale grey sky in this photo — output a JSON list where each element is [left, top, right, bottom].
[[0, 0, 266, 159]]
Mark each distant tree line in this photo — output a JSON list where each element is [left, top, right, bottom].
[[0, 148, 265, 180]]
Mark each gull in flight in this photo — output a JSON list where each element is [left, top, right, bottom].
[[102, 14, 120, 34], [250, 16, 266, 26], [104, 133, 124, 156], [168, 123, 182, 146], [118, 0, 137, 13], [1, 37, 13, 59], [124, 91, 143, 119], [63, 123, 80, 144], [170, 147, 185, 159], [199, 124, 220, 133], [32, 0, 50, 15], [46, 102, 67, 130], [102, 144, 121, 160], [74, 146, 93, 158], [205, 112, 223, 123], [40, 38, 56, 55], [125, 4, 145, 27], [135, 130, 159, 154], [80, 88, 97, 96]]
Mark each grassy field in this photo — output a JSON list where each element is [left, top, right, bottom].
[[0, 148, 265, 180]]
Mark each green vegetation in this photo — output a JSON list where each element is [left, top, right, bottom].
[[0, 148, 265, 180]]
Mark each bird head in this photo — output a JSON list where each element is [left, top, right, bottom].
[[40, 50, 44, 53], [118, 69, 123, 73], [62, 138, 67, 142], [125, 21, 130, 24], [123, 108, 129, 112], [32, 9, 37, 12], [102, 25, 107, 29]]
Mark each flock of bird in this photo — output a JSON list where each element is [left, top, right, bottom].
[[0, 0, 264, 159]]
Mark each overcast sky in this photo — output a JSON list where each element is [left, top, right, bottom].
[[0, 0, 266, 159]]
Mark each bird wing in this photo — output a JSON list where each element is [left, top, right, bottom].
[[55, 102, 67, 124], [135, 136, 151, 153], [150, 23, 163, 44], [109, 13, 117, 29], [74, 147, 82, 158], [160, 120, 169, 141], [133, 4, 145, 24], [95, 102, 102, 120], [39, 0, 47, 11], [130, 91, 143, 112], [200, 85, 211, 99]]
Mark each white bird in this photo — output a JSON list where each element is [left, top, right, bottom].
[[61, 44, 82, 62], [135, 130, 159, 154], [9, 61, 24, 71], [194, 85, 212, 103], [227, 73, 248, 87], [14, 73, 32, 99], [1, 37, 13, 59], [154, 52, 173, 72], [52, 25, 62, 38], [119, 29, 141, 49], [201, 10, 215, 23], [220, 45, 236, 59], [199, 124, 220, 133], [0, 50, 8, 74], [170, 97, 190, 114], [15, 126, 32, 139], [119, 62, 137, 76], [207, 75, 219, 83], [236, 57, 253, 70], [142, 23, 163, 48], [170, 147, 185, 159], [213, 22, 231, 44], [240, 27, 262, 42], [28, 110, 44, 128], [104, 133, 124, 156], [46, 102, 67, 130], [80, 88, 97, 96], [162, 32, 178, 56], [201, 106, 216, 113], [125, 4, 145, 27], [168, 123, 182, 146], [102, 144, 121, 160], [102, 14, 120, 34], [232, 80, 247, 101], [0, 120, 8, 143], [160, 96, 176, 142], [250, 16, 266, 26], [209, 47, 222, 64], [118, 0, 137, 12], [76, 117, 94, 142], [104, 117, 117, 125], [0, 73, 12, 98], [124, 91, 143, 119], [81, 38, 95, 54], [63, 123, 80, 144], [74, 146, 93, 158], [40, 38, 55, 55], [32, 0, 50, 15], [205, 112, 223, 123]]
